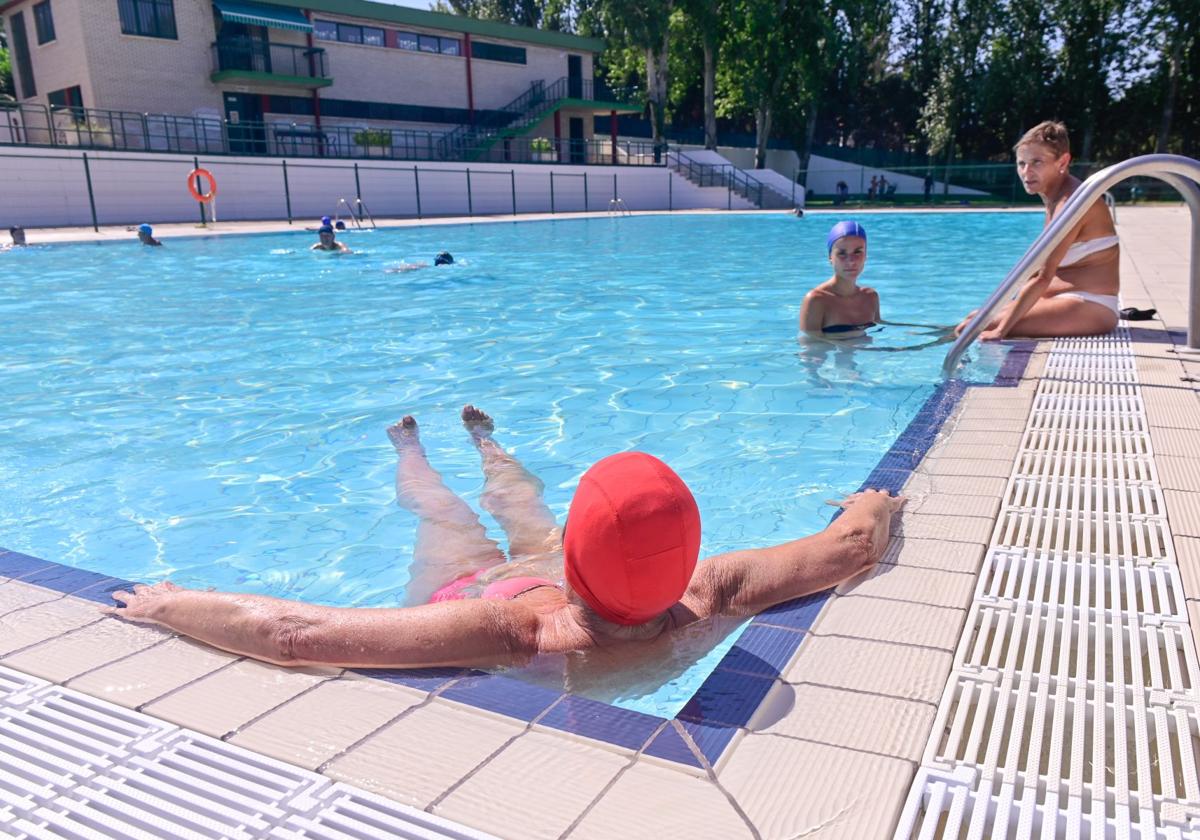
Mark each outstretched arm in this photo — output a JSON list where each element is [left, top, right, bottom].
[[680, 490, 902, 621], [107, 583, 542, 669]]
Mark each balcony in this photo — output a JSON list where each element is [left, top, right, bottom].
[[210, 39, 331, 89]]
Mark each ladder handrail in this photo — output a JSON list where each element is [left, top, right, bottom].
[[354, 197, 376, 229], [942, 153, 1200, 377], [334, 197, 361, 229]]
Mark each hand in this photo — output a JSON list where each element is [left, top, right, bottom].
[[830, 489, 906, 515], [979, 327, 1007, 341], [953, 310, 978, 336], [104, 581, 183, 623]]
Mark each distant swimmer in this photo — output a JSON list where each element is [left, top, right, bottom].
[[137, 224, 163, 246], [3, 226, 27, 248], [800, 221, 879, 339], [386, 251, 455, 273], [311, 225, 350, 253]]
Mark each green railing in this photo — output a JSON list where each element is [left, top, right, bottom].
[[0, 102, 661, 166]]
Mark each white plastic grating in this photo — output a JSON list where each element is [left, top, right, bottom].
[[978, 549, 1189, 621], [0, 681, 500, 839], [897, 332, 1200, 839]]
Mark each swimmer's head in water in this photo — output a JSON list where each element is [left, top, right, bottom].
[[434, 251, 454, 266], [138, 224, 153, 236], [826, 220, 866, 254], [318, 225, 334, 236], [564, 452, 700, 626], [321, 215, 332, 226]]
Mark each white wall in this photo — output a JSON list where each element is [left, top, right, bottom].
[[0, 146, 751, 228]]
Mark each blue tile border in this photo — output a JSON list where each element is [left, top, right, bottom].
[[0, 342, 1036, 769]]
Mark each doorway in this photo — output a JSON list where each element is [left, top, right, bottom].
[[224, 92, 266, 154]]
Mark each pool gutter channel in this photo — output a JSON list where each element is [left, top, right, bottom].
[[894, 329, 1200, 839]]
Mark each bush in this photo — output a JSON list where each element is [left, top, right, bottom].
[[529, 136, 553, 153], [353, 128, 392, 147]]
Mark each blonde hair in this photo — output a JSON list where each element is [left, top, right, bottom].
[[1014, 121, 1070, 157]]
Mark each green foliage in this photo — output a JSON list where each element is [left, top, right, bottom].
[[529, 136, 553, 150], [352, 128, 393, 147], [0, 19, 13, 101]]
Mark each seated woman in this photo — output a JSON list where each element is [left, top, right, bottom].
[[108, 405, 902, 670], [800, 221, 881, 339], [956, 121, 1119, 341]]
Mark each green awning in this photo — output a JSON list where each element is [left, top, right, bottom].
[[214, 0, 313, 32]]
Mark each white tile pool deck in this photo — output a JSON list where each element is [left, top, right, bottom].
[[1, 205, 1198, 838]]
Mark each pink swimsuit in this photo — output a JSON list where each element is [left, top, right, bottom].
[[430, 569, 557, 603]]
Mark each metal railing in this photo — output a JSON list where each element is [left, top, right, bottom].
[[943, 153, 1200, 375], [665, 149, 766, 208], [437, 77, 639, 161], [0, 102, 661, 165], [211, 39, 328, 79]]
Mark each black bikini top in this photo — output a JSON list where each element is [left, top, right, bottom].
[[823, 322, 877, 334]]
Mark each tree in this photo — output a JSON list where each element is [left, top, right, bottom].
[[430, 0, 570, 29], [717, 0, 800, 168], [677, 0, 724, 149], [0, 19, 13, 101], [594, 0, 674, 152]]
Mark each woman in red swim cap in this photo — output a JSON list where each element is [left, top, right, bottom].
[[108, 406, 903, 669]]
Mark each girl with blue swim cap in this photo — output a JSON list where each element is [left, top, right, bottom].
[[799, 220, 879, 339]]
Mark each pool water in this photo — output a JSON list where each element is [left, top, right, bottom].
[[0, 212, 1040, 716]]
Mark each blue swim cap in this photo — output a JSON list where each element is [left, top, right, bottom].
[[138, 223, 153, 235], [321, 216, 332, 225], [826, 220, 866, 254], [318, 225, 334, 234]]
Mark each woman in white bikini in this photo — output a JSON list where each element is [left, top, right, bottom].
[[956, 120, 1120, 340]]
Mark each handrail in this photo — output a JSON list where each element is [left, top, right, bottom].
[[942, 153, 1200, 376]]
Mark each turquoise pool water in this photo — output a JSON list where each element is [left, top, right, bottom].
[[1, 212, 1040, 716]]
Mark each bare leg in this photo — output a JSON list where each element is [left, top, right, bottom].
[[389, 416, 504, 605], [1006, 293, 1119, 338], [462, 405, 563, 557]]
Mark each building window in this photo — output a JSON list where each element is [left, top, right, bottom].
[[439, 37, 459, 55], [33, 1, 55, 44], [314, 19, 337, 40], [395, 30, 417, 50], [48, 85, 84, 111], [9, 12, 36, 97], [362, 26, 384, 46], [471, 41, 525, 64], [417, 34, 439, 53], [118, 0, 178, 39]]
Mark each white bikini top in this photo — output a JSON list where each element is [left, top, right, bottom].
[[1059, 235, 1119, 267]]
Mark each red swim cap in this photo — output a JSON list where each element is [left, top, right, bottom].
[[564, 452, 701, 626]]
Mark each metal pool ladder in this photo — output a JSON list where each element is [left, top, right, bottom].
[[942, 154, 1200, 377], [608, 197, 632, 216], [333, 197, 377, 230]]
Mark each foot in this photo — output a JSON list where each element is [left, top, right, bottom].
[[387, 415, 422, 452], [461, 404, 495, 444]]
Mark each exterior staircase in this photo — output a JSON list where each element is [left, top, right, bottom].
[[437, 77, 635, 163], [666, 148, 802, 210]]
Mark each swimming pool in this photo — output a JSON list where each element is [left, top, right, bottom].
[[0, 211, 1040, 717]]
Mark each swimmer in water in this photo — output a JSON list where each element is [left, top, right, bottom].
[[137, 224, 163, 247], [106, 405, 903, 673], [799, 221, 954, 351], [386, 251, 455, 273], [311, 225, 350, 253], [799, 221, 879, 339]]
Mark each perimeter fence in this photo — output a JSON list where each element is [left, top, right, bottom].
[[0, 147, 692, 230]]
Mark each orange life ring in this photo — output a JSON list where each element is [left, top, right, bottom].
[[187, 168, 218, 203]]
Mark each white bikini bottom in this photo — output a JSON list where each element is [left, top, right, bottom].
[[1057, 291, 1120, 318]]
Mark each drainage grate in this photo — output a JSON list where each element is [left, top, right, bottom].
[[896, 332, 1200, 839], [977, 548, 1188, 621], [0, 681, 500, 839]]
